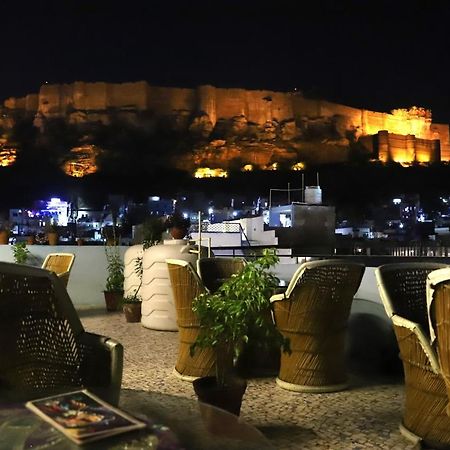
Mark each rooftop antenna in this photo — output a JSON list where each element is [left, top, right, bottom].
[[301, 173, 305, 202]]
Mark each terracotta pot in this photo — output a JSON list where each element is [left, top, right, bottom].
[[193, 376, 247, 416], [103, 291, 124, 312], [170, 226, 187, 240], [47, 232, 58, 246], [123, 303, 142, 322], [77, 238, 84, 246], [26, 235, 36, 245], [0, 231, 9, 245]]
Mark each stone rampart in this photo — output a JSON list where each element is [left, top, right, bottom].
[[376, 131, 440, 163], [3, 81, 449, 156]]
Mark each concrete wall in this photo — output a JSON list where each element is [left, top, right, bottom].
[[0, 245, 126, 310]]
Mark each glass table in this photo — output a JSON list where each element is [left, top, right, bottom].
[[0, 389, 274, 450]]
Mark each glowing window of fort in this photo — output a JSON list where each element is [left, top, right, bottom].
[[194, 168, 228, 178]]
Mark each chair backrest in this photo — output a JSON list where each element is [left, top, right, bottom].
[[196, 257, 246, 293], [41, 253, 75, 287], [375, 262, 447, 335], [0, 262, 85, 399], [276, 259, 365, 330], [167, 259, 206, 325], [429, 278, 450, 401]]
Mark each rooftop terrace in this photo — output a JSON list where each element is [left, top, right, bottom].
[[80, 309, 421, 450]]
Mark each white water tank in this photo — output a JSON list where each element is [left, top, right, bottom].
[[304, 186, 322, 204], [141, 239, 199, 331]]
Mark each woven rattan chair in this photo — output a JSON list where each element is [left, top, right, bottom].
[[196, 257, 246, 293], [167, 259, 215, 381], [271, 259, 365, 392], [376, 262, 450, 449], [0, 262, 123, 405], [41, 253, 75, 288]]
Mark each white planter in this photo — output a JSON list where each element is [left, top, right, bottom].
[[141, 239, 199, 331]]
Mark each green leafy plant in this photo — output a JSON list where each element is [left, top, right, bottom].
[[191, 249, 290, 388], [12, 242, 30, 264], [104, 245, 124, 292], [142, 217, 165, 250], [121, 291, 142, 305]]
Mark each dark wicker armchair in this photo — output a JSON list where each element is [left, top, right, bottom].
[[271, 259, 365, 392], [167, 259, 215, 381], [376, 262, 449, 449], [0, 262, 123, 405], [196, 257, 246, 293]]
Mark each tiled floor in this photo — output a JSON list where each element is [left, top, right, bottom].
[[81, 310, 419, 450]]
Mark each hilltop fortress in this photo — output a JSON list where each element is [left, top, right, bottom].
[[3, 81, 450, 166]]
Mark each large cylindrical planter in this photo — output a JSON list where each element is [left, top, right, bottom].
[[141, 239, 199, 331], [124, 245, 144, 298]]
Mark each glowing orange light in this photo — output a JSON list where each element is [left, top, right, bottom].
[[194, 168, 228, 178], [0, 146, 17, 167], [291, 162, 305, 171], [242, 164, 253, 172], [63, 145, 100, 177]]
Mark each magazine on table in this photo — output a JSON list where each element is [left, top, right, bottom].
[[25, 389, 147, 445]]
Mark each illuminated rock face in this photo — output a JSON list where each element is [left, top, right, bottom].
[[0, 146, 17, 166], [3, 81, 450, 167], [62, 145, 100, 177]]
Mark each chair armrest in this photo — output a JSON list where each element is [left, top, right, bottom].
[[78, 332, 123, 406], [270, 293, 285, 303], [392, 315, 440, 374]]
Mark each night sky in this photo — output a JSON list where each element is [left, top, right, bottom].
[[3, 1, 450, 122]]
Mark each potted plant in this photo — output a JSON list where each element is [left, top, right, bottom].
[[164, 211, 191, 240], [0, 221, 11, 245], [191, 249, 290, 416], [121, 291, 142, 323], [45, 221, 59, 245], [104, 244, 124, 312], [12, 241, 30, 264]]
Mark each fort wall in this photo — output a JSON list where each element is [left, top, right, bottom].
[[376, 131, 440, 163], [3, 81, 449, 161]]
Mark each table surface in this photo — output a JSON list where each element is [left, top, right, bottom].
[[0, 389, 274, 450]]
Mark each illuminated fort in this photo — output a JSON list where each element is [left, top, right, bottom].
[[2, 81, 450, 171]]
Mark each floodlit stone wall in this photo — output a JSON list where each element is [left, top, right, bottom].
[[3, 81, 450, 163], [376, 131, 440, 163]]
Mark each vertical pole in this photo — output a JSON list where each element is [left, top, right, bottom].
[[302, 174, 305, 202], [288, 182, 291, 204], [198, 211, 202, 260]]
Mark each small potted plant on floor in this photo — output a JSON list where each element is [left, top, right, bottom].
[[121, 290, 142, 323], [104, 244, 124, 312], [191, 249, 290, 416]]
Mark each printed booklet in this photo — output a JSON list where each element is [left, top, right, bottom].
[[25, 389, 147, 445]]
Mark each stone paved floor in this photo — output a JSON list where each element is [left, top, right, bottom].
[[80, 310, 420, 450]]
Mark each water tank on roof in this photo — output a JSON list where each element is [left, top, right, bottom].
[[304, 186, 322, 204]]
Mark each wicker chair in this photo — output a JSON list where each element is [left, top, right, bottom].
[[0, 262, 123, 405], [167, 259, 215, 381], [375, 262, 450, 449], [41, 253, 75, 288], [196, 257, 246, 293], [271, 259, 365, 392]]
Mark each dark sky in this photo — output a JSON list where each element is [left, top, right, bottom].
[[3, 1, 450, 122]]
